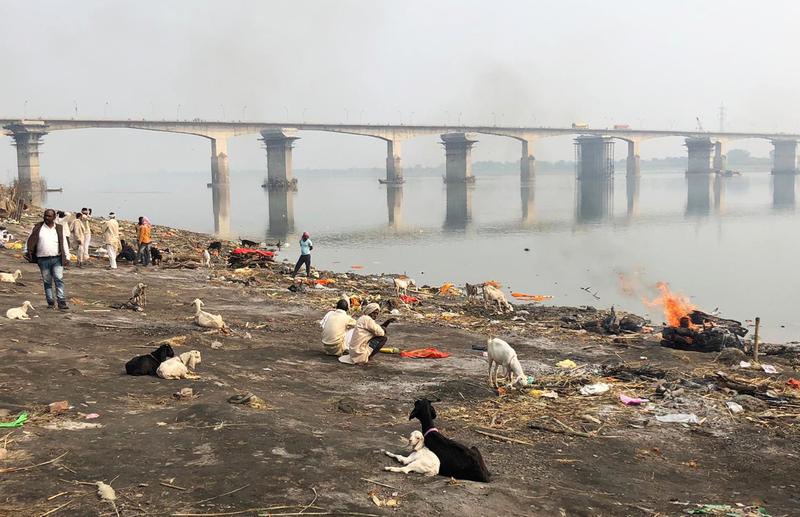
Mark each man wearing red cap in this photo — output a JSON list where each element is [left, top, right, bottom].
[[292, 231, 313, 278]]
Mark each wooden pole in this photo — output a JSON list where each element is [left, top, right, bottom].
[[752, 316, 760, 362]]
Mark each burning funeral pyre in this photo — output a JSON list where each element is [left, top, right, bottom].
[[646, 282, 748, 352]]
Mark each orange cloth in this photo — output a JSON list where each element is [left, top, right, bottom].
[[400, 295, 419, 304], [137, 224, 152, 244], [399, 347, 450, 359], [787, 378, 800, 389]]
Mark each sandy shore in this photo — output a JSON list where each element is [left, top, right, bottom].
[[0, 214, 798, 516]]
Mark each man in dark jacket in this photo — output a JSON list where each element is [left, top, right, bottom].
[[25, 209, 70, 309]]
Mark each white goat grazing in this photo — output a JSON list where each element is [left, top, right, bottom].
[[384, 431, 440, 476], [487, 337, 527, 388], [0, 270, 22, 283], [201, 249, 211, 267], [157, 350, 202, 379], [191, 299, 226, 329], [393, 277, 416, 296], [483, 285, 513, 313], [6, 301, 35, 320]]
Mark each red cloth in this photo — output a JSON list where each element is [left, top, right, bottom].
[[400, 295, 419, 304], [399, 347, 450, 359], [231, 248, 274, 258], [787, 378, 800, 389]]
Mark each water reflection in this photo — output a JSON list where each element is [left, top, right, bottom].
[[576, 176, 613, 222], [444, 182, 472, 230], [266, 188, 295, 240], [626, 174, 640, 216], [686, 174, 714, 216], [386, 186, 404, 229], [210, 182, 231, 237], [772, 174, 797, 210], [521, 182, 536, 225]]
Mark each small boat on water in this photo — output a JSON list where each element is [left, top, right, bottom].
[[378, 178, 405, 185], [716, 169, 741, 177], [46, 187, 63, 192]]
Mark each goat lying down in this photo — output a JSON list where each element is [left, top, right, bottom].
[[384, 430, 440, 476], [409, 399, 491, 482], [6, 301, 34, 320], [487, 337, 528, 388], [157, 350, 202, 379], [125, 344, 175, 376]]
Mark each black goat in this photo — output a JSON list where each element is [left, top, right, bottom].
[[125, 344, 175, 376], [409, 399, 491, 482]]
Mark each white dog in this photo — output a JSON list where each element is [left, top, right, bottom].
[[383, 431, 440, 476], [487, 337, 527, 388]]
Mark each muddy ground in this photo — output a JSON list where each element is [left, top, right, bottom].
[[0, 228, 798, 516]]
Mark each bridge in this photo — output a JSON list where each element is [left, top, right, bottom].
[[3, 118, 800, 235]]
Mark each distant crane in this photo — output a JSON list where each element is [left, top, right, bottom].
[[695, 116, 705, 132]]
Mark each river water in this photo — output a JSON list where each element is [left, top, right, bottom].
[[46, 167, 800, 343]]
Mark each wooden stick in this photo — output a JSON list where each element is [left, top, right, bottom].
[[0, 451, 69, 473], [753, 316, 760, 362], [473, 429, 536, 446], [298, 487, 318, 514], [172, 507, 324, 517], [47, 492, 70, 501], [160, 481, 188, 491], [191, 484, 250, 505], [528, 421, 594, 438], [38, 500, 73, 517], [360, 478, 398, 490]]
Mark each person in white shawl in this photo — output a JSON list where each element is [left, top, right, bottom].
[[102, 212, 121, 269]]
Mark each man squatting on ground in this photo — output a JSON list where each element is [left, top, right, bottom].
[[25, 209, 70, 310], [342, 303, 396, 365], [320, 299, 357, 356]]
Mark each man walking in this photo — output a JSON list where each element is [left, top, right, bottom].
[[292, 231, 313, 278], [25, 209, 70, 309], [102, 212, 121, 269], [80, 207, 92, 262], [70, 212, 86, 268]]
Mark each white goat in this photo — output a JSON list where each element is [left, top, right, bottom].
[[6, 301, 35, 320], [157, 350, 202, 379], [487, 337, 527, 388], [201, 249, 211, 267], [483, 285, 513, 313], [0, 270, 22, 283], [384, 430, 440, 476], [191, 299, 226, 329], [393, 277, 416, 296]]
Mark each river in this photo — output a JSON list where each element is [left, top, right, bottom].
[[45, 167, 800, 343]]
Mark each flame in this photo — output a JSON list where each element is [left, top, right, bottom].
[[643, 282, 695, 327]]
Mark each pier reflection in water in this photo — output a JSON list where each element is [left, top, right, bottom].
[[210, 182, 231, 237], [521, 182, 536, 225], [575, 176, 613, 223], [386, 186, 404, 229], [266, 188, 295, 241], [626, 174, 640, 216], [444, 182, 472, 230], [686, 173, 726, 216], [772, 174, 797, 210]]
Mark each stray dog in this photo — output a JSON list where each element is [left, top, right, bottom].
[[207, 241, 222, 253], [240, 238, 259, 248], [149, 247, 163, 266], [384, 430, 440, 476], [125, 344, 175, 376], [131, 282, 147, 308], [483, 284, 513, 313], [465, 282, 483, 301]]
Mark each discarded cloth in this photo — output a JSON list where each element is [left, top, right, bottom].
[[787, 378, 800, 389], [399, 295, 419, 304], [510, 292, 553, 302], [579, 383, 610, 396], [761, 364, 778, 374], [655, 413, 699, 424], [231, 248, 275, 258], [725, 401, 744, 414], [0, 411, 28, 428], [399, 347, 450, 359], [556, 359, 577, 369], [619, 394, 648, 406]]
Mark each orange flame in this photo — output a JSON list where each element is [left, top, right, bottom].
[[643, 282, 695, 327]]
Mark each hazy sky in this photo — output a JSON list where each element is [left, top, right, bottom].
[[2, 0, 799, 179]]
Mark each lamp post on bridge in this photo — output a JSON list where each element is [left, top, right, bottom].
[[242, 105, 247, 121], [73, 100, 78, 119], [302, 108, 307, 123], [177, 104, 181, 120], [344, 108, 350, 123], [220, 105, 226, 120], [283, 106, 289, 121], [23, 100, 28, 118], [104, 101, 109, 118]]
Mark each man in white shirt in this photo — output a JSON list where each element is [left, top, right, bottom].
[[25, 209, 70, 309], [102, 212, 121, 269], [320, 299, 357, 356]]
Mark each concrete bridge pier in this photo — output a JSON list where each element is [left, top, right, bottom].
[[5, 122, 48, 205], [772, 140, 798, 174], [209, 137, 231, 236], [261, 129, 300, 190], [626, 139, 641, 177], [441, 133, 478, 183], [713, 140, 727, 171], [520, 138, 536, 184], [772, 173, 797, 209], [575, 136, 615, 178], [385, 140, 404, 184], [685, 137, 714, 174]]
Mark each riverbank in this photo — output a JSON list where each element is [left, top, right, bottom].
[[0, 214, 798, 516]]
